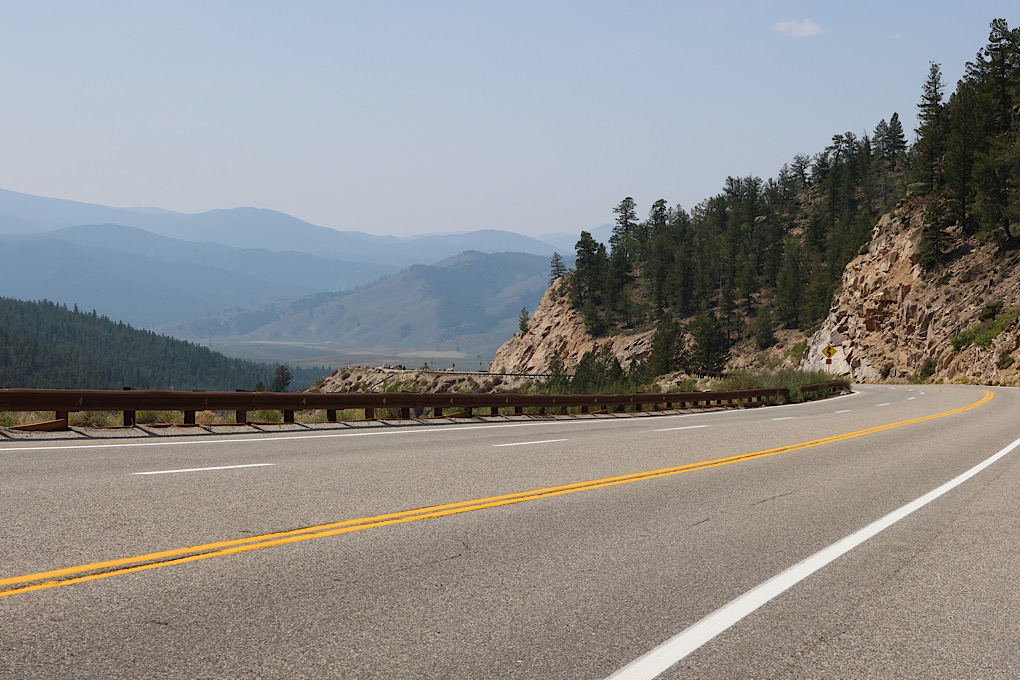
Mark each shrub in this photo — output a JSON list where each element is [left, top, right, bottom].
[[136, 410, 184, 425], [69, 411, 117, 428], [714, 369, 843, 403], [952, 306, 1020, 352], [979, 302, 1004, 321]]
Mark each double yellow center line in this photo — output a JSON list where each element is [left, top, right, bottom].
[[0, 389, 992, 598]]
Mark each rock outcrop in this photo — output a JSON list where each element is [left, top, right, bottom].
[[488, 279, 654, 374], [802, 200, 1020, 384], [311, 366, 541, 394]]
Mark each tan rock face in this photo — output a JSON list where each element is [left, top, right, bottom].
[[311, 366, 540, 394], [488, 279, 654, 374], [802, 200, 1020, 385]]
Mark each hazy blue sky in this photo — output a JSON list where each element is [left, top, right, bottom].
[[1, 2, 1015, 237]]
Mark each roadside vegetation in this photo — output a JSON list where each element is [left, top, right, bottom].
[[950, 302, 1020, 351]]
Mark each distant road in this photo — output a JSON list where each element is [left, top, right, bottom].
[[3, 385, 1020, 678]]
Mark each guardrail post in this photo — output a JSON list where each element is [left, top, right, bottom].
[[326, 409, 337, 422], [122, 387, 135, 427], [235, 389, 247, 424], [184, 410, 196, 425], [434, 407, 443, 417], [490, 406, 499, 416], [400, 407, 411, 419], [514, 406, 522, 415], [283, 410, 295, 423], [581, 405, 589, 414]]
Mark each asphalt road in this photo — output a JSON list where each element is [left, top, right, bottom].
[[2, 385, 1020, 678]]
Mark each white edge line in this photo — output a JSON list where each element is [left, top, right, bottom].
[[876, 402, 891, 407], [132, 463, 276, 475], [606, 434, 1020, 680], [834, 410, 851, 414], [493, 439, 567, 447], [652, 425, 708, 432], [771, 417, 794, 421]]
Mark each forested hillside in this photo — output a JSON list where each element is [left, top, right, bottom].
[[565, 18, 1020, 369], [911, 18, 1020, 267], [0, 297, 323, 390], [569, 118, 905, 343]]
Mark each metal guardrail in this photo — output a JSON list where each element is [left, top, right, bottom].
[[0, 381, 849, 431]]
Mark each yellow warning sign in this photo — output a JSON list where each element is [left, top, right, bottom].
[[822, 344, 837, 359]]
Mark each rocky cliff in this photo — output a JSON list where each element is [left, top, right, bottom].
[[488, 279, 654, 374], [802, 200, 1020, 384], [490, 279, 808, 377]]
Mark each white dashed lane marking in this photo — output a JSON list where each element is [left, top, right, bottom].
[[133, 463, 276, 476]]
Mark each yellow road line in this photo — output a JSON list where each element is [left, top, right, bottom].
[[0, 389, 993, 598]]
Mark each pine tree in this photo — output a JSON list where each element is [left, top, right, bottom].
[[873, 119, 890, 159], [610, 197, 638, 261], [944, 81, 981, 232], [886, 113, 907, 157], [775, 241, 803, 327], [549, 252, 568, 284], [689, 312, 729, 372], [269, 364, 293, 392], [914, 62, 947, 192], [572, 231, 607, 309], [545, 350, 569, 393], [920, 198, 954, 270], [751, 308, 776, 350], [644, 313, 689, 379]]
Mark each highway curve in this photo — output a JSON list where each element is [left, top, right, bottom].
[[2, 384, 1020, 678]]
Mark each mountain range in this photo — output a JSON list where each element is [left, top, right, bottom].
[[0, 187, 591, 363], [164, 250, 554, 363], [0, 188, 594, 269]]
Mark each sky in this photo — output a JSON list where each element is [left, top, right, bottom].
[[0, 1, 1016, 238]]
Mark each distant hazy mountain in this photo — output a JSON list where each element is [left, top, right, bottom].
[[0, 188, 562, 268], [164, 251, 556, 360], [0, 234, 309, 329], [40, 224, 395, 294]]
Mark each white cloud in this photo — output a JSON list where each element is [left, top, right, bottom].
[[773, 19, 821, 38]]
